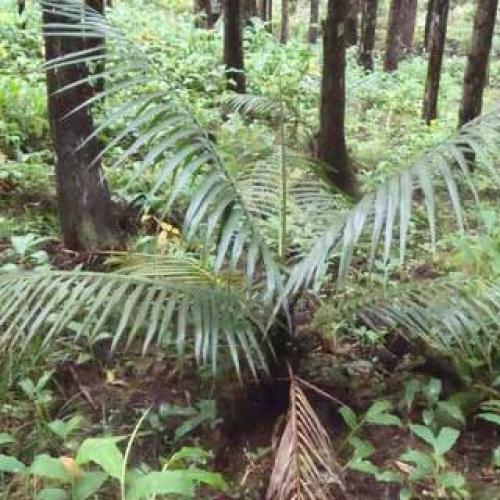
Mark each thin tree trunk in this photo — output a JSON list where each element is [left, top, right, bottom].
[[242, 0, 257, 25], [459, 0, 499, 126], [224, 0, 246, 93], [346, 0, 360, 46], [358, 0, 378, 71], [422, 0, 449, 124], [401, 0, 418, 54], [194, 0, 213, 28], [258, 0, 273, 30], [318, 0, 358, 196], [280, 0, 289, 43], [18, 0, 26, 28], [384, 0, 403, 71], [43, 4, 121, 251], [424, 0, 434, 51], [308, 0, 320, 43]]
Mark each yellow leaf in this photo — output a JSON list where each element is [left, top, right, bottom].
[[59, 456, 81, 478]]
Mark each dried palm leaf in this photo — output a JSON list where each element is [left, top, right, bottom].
[[266, 374, 344, 500]]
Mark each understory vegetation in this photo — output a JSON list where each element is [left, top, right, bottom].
[[1, 0, 500, 498]]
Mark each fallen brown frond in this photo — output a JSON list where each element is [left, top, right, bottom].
[[266, 373, 344, 500]]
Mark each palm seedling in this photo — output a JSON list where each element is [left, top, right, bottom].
[[2, 1, 500, 496]]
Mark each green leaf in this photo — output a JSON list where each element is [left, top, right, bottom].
[[349, 459, 379, 476], [434, 427, 460, 455], [47, 416, 85, 440], [375, 470, 402, 483], [437, 401, 465, 425], [0, 454, 25, 473], [127, 469, 225, 499], [423, 378, 442, 404], [440, 471, 466, 489], [73, 471, 108, 500], [76, 437, 124, 479], [0, 433, 15, 447], [339, 406, 358, 429], [366, 400, 402, 427], [348, 437, 374, 461], [478, 412, 500, 426], [29, 455, 71, 482], [399, 449, 433, 481], [35, 488, 68, 500], [168, 447, 212, 466], [404, 379, 421, 411], [409, 424, 436, 447], [493, 446, 500, 467]]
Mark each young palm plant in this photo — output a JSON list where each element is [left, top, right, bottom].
[[2, 0, 500, 383]]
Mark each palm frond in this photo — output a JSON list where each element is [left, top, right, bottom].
[[40, 0, 282, 298], [358, 277, 500, 378], [285, 108, 500, 296], [266, 374, 343, 500], [0, 254, 268, 377], [225, 93, 282, 119]]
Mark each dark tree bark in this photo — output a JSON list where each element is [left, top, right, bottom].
[[358, 0, 378, 71], [384, 0, 403, 71], [258, 0, 272, 30], [280, 0, 289, 43], [308, 0, 320, 43], [424, 0, 434, 50], [43, 5, 121, 251], [346, 0, 360, 46], [18, 0, 26, 29], [224, 0, 246, 93], [318, 0, 358, 196], [401, 0, 418, 54], [459, 0, 499, 126], [422, 0, 449, 124]]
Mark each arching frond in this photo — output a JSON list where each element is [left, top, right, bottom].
[[285, 108, 500, 296], [359, 277, 500, 378], [235, 154, 349, 261], [0, 254, 268, 377], [40, 0, 282, 299], [266, 374, 344, 500], [225, 93, 282, 119]]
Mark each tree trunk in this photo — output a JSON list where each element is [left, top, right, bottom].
[[258, 0, 273, 30], [242, 0, 257, 25], [224, 0, 246, 93], [318, 0, 358, 196], [459, 0, 498, 127], [422, 0, 449, 124], [346, 0, 360, 47], [280, 0, 289, 43], [43, 4, 121, 251], [401, 0, 418, 54], [308, 0, 320, 43], [194, 0, 213, 28], [384, 0, 403, 71], [358, 0, 378, 71], [424, 0, 434, 51]]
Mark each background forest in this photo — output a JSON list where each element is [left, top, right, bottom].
[[0, 0, 500, 498]]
